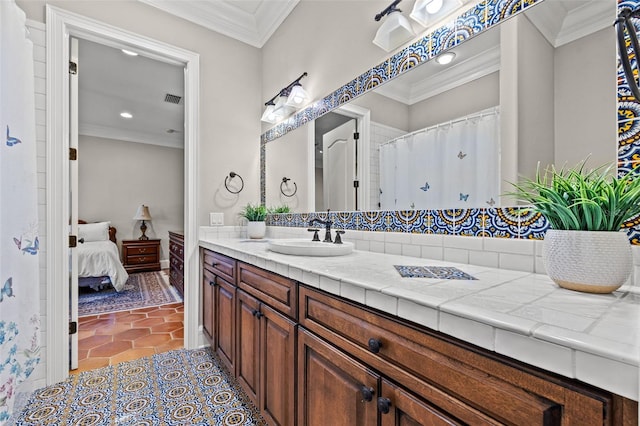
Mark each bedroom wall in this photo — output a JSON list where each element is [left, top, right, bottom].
[[78, 135, 184, 262]]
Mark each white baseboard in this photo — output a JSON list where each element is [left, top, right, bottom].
[[160, 259, 169, 269]]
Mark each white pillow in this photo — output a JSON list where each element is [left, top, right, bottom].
[[78, 221, 110, 242]]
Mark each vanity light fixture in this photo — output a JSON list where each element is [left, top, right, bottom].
[[261, 72, 309, 123], [410, 0, 444, 26], [373, 0, 416, 52], [435, 51, 456, 65], [120, 111, 133, 119]]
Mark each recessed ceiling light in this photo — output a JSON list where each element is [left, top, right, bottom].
[[120, 112, 133, 119], [121, 49, 138, 56], [435, 51, 456, 65]]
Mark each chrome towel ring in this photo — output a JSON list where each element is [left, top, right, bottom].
[[280, 177, 297, 197], [225, 172, 244, 194]]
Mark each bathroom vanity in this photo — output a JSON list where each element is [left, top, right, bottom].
[[199, 238, 638, 426]]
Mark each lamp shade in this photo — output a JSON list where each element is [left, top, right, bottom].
[[373, 11, 416, 52], [273, 95, 295, 120], [261, 104, 278, 123], [285, 84, 310, 108], [410, 0, 443, 26], [133, 205, 152, 221]]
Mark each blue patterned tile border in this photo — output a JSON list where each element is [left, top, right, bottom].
[[618, 4, 640, 244], [269, 207, 549, 239]]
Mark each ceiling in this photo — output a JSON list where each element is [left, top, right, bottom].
[[78, 0, 611, 149]]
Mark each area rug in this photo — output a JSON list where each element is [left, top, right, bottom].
[[13, 348, 266, 425], [78, 271, 182, 317]]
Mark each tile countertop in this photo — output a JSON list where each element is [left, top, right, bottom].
[[199, 237, 640, 401]]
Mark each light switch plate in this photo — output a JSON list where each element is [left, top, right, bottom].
[[209, 212, 224, 226]]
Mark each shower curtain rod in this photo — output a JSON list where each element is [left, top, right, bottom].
[[381, 106, 500, 147]]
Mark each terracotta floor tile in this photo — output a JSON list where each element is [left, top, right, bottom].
[[151, 322, 183, 333], [77, 329, 95, 340], [132, 317, 166, 327], [74, 301, 184, 375], [79, 334, 112, 350], [90, 340, 132, 357], [115, 313, 148, 323], [133, 333, 172, 348], [80, 318, 116, 330], [93, 323, 132, 336], [146, 309, 174, 317], [110, 347, 157, 365], [79, 315, 99, 323], [155, 338, 184, 353], [73, 357, 110, 373], [165, 312, 184, 322], [115, 328, 151, 341]]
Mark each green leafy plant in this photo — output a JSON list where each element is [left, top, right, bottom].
[[239, 203, 268, 222], [509, 161, 640, 231], [270, 205, 291, 214]]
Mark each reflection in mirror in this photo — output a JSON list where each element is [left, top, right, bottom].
[[264, 0, 616, 213]]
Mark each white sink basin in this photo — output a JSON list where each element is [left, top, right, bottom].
[[267, 239, 354, 256]]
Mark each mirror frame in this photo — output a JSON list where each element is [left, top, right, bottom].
[[260, 0, 639, 242]]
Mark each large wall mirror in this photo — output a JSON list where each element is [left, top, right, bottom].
[[264, 0, 616, 213]]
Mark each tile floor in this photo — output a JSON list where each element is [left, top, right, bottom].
[[73, 302, 184, 374]]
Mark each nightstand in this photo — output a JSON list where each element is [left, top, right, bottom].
[[122, 239, 161, 273]]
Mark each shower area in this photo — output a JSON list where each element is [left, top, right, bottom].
[[379, 107, 501, 210]]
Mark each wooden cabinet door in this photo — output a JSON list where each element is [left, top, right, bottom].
[[379, 379, 465, 426], [202, 268, 216, 343], [298, 329, 378, 426], [260, 304, 296, 426], [215, 276, 236, 374], [237, 290, 261, 407]]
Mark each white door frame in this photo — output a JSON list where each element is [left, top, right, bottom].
[[46, 6, 200, 384], [307, 104, 370, 211]]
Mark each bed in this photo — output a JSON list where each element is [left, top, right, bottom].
[[77, 220, 129, 292]]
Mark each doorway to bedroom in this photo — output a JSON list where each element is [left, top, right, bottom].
[[71, 36, 185, 372]]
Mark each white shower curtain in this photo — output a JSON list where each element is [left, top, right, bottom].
[[0, 1, 41, 421], [379, 109, 500, 210]]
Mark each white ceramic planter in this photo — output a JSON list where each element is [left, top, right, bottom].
[[246, 221, 266, 239], [542, 229, 632, 293]]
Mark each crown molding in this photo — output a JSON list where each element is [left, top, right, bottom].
[[138, 0, 298, 48]]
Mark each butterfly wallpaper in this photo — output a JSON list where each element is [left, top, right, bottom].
[[0, 1, 42, 421]]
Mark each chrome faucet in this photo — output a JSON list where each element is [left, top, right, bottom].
[[309, 210, 333, 243]]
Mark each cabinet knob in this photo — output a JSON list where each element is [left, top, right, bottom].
[[377, 397, 391, 414], [252, 310, 264, 319], [360, 386, 375, 402], [368, 338, 382, 354], [211, 261, 218, 267], [209, 277, 216, 286]]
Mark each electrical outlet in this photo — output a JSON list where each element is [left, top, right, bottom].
[[209, 212, 224, 226]]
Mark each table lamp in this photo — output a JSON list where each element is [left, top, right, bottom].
[[133, 205, 152, 240]]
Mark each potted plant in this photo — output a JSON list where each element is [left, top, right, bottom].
[[510, 160, 640, 293], [239, 203, 268, 239], [270, 205, 291, 214]]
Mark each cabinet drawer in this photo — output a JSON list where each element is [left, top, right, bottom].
[[238, 262, 297, 319], [299, 286, 606, 426], [126, 254, 158, 264], [203, 249, 236, 283], [126, 245, 158, 256], [169, 241, 184, 258]]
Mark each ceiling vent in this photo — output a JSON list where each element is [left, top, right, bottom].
[[164, 93, 182, 105]]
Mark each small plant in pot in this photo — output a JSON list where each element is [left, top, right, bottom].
[[239, 203, 268, 239], [510, 160, 640, 293]]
